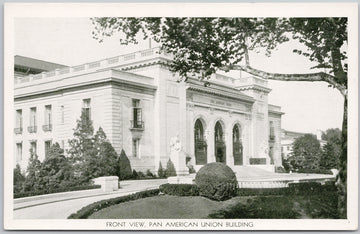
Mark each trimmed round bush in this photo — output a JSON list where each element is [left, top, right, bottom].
[[195, 162, 238, 201]]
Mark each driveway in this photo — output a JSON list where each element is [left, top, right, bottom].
[[13, 179, 167, 219]]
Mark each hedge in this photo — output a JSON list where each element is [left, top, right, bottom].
[[68, 189, 160, 219], [296, 168, 333, 175], [159, 183, 199, 196], [14, 184, 101, 199], [237, 181, 336, 197]]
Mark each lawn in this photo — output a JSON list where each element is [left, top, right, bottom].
[[89, 195, 248, 219], [88, 192, 339, 219]]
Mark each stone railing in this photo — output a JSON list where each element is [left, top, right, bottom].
[[27, 126, 37, 133], [14, 127, 23, 134], [42, 124, 53, 132], [15, 47, 167, 85]]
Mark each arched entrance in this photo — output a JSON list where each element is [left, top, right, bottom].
[[194, 119, 207, 165], [233, 124, 243, 165], [214, 121, 226, 163]]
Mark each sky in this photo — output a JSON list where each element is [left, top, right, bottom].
[[14, 18, 344, 134]]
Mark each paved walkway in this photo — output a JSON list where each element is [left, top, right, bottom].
[[13, 179, 167, 219]]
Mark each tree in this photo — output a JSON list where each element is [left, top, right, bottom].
[[96, 140, 118, 177], [319, 128, 341, 170], [288, 134, 322, 171], [117, 149, 132, 180], [39, 143, 74, 190], [157, 161, 166, 178], [165, 159, 177, 177], [23, 149, 42, 192], [13, 164, 25, 193], [67, 111, 97, 182], [319, 142, 340, 170], [322, 128, 342, 144], [91, 17, 348, 217]]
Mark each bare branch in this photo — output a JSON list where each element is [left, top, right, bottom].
[[221, 64, 347, 97]]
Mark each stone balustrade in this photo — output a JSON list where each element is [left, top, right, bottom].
[[14, 47, 164, 85]]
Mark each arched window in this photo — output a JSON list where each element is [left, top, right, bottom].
[[214, 121, 226, 163], [233, 124, 243, 165], [194, 119, 207, 165]]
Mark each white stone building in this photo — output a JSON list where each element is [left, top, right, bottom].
[[14, 47, 283, 174]]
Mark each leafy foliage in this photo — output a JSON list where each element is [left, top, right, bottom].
[[117, 149, 132, 180], [165, 159, 177, 177], [39, 143, 75, 191], [91, 17, 348, 217], [13, 164, 25, 194], [67, 111, 96, 182], [195, 162, 238, 201], [14, 184, 101, 199], [68, 189, 160, 219], [287, 134, 322, 171], [23, 149, 42, 192], [67, 113, 119, 182], [92, 17, 290, 80], [157, 162, 166, 178], [208, 196, 300, 219], [159, 183, 199, 196]]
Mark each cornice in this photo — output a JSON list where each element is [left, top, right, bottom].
[[236, 84, 272, 93]]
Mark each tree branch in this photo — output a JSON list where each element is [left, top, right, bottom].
[[221, 64, 347, 97]]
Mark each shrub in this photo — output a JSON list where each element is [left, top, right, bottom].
[[296, 168, 333, 175], [14, 184, 101, 199], [208, 196, 300, 219], [188, 164, 196, 174], [195, 162, 238, 201], [165, 159, 177, 177], [137, 171, 145, 178], [159, 183, 199, 196], [132, 170, 139, 179], [13, 164, 25, 194], [275, 166, 287, 173], [68, 189, 160, 219], [237, 181, 336, 197], [117, 149, 132, 180], [237, 188, 288, 196], [146, 169, 154, 178], [157, 162, 166, 178]]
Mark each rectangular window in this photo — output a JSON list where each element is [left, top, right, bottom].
[[16, 143, 22, 163], [132, 99, 143, 128], [82, 99, 91, 122], [45, 140, 52, 158], [45, 105, 52, 125], [60, 105, 65, 124], [269, 121, 275, 140], [61, 140, 65, 150], [30, 141, 37, 155], [16, 109, 22, 128], [132, 138, 139, 157], [30, 107, 37, 127]]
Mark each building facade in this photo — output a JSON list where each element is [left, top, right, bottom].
[[14, 47, 283, 174]]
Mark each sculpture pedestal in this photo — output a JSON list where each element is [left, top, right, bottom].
[[167, 174, 196, 184], [92, 176, 119, 192]]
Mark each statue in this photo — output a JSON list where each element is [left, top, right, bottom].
[[259, 141, 269, 159], [169, 134, 189, 176]]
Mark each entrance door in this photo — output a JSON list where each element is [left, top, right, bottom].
[[194, 119, 207, 165], [214, 121, 226, 163], [233, 124, 243, 165]]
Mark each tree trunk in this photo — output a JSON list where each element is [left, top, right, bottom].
[[338, 95, 347, 218]]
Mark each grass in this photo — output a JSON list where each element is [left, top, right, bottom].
[[88, 190, 339, 219], [88, 195, 248, 219]]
